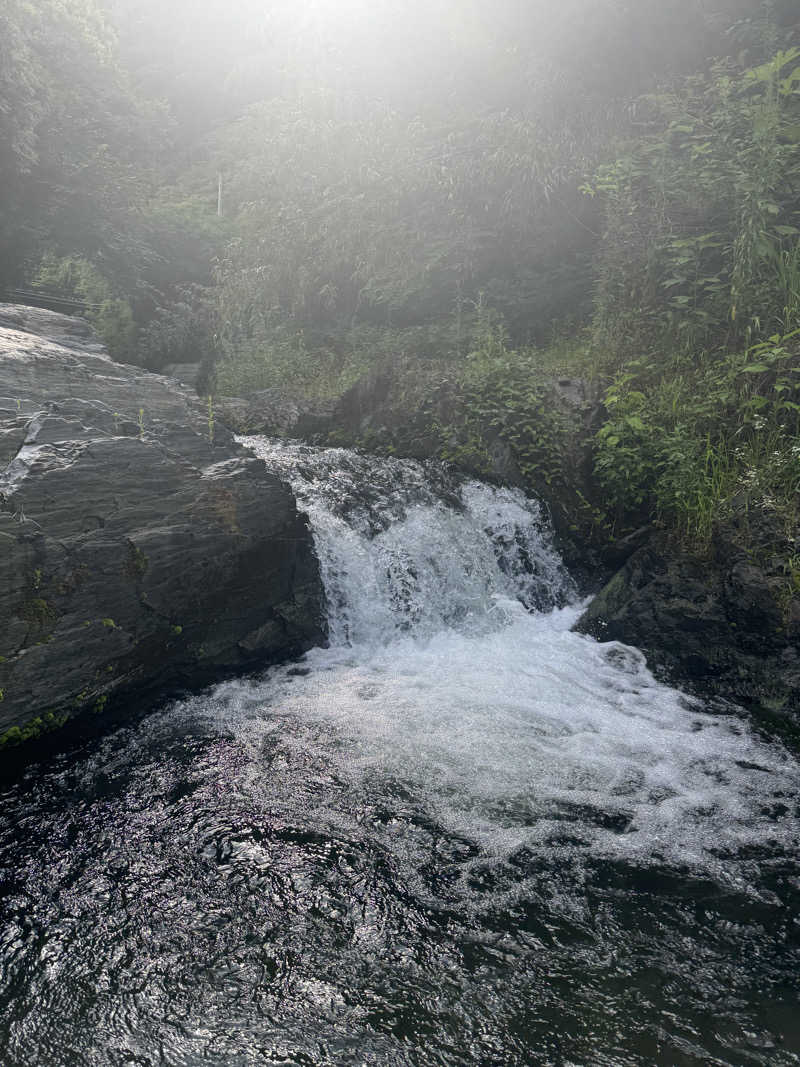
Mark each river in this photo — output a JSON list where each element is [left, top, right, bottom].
[[1, 441, 798, 1066]]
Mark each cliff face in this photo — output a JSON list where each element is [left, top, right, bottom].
[[0, 305, 325, 749]]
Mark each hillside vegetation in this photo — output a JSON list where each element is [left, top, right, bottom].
[[2, 0, 799, 552]]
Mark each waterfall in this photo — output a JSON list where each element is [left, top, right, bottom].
[[242, 439, 575, 645], [231, 439, 800, 876]]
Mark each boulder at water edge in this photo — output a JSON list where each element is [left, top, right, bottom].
[[0, 305, 324, 751], [575, 528, 800, 724]]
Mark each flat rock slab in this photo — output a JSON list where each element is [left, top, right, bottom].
[[0, 305, 324, 751]]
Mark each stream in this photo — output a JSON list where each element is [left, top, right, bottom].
[[1, 440, 799, 1066]]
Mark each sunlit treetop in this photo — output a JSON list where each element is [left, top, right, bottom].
[[108, 0, 770, 130]]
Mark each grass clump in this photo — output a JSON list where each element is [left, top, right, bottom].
[[0, 711, 69, 750]]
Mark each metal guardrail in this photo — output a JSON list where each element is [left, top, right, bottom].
[[2, 288, 104, 313]]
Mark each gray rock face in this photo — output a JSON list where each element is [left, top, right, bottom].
[[575, 527, 800, 723], [0, 305, 325, 748], [216, 390, 336, 438]]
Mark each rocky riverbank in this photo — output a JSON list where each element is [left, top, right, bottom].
[[0, 305, 324, 753]]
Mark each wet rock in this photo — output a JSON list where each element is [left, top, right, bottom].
[[215, 389, 336, 438], [575, 524, 800, 723], [0, 305, 325, 750]]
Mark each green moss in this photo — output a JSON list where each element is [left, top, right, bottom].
[[23, 598, 58, 629], [0, 711, 69, 750], [101, 618, 117, 629], [126, 543, 149, 579]]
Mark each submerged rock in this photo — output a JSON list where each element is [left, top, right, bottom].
[[0, 305, 324, 751]]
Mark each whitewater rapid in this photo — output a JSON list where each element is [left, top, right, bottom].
[[221, 439, 800, 883]]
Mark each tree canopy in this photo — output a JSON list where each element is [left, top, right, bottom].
[[0, 1, 798, 380]]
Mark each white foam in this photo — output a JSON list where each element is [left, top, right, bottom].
[[203, 605, 798, 877], [226, 439, 800, 878]]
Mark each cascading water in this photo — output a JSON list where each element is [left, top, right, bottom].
[[1, 440, 799, 1067]]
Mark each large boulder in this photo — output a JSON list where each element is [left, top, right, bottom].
[[0, 305, 325, 751], [575, 519, 800, 723]]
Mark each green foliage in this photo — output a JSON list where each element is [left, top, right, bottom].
[[214, 324, 314, 396], [210, 87, 604, 392], [0, 0, 163, 291], [0, 711, 69, 750], [34, 254, 136, 361], [594, 329, 800, 541], [589, 48, 800, 355], [23, 598, 58, 629], [137, 285, 219, 378]]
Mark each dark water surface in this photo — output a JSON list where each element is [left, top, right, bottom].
[[1, 443, 799, 1066]]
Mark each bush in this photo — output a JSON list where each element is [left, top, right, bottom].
[[33, 253, 137, 361], [594, 329, 800, 542]]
